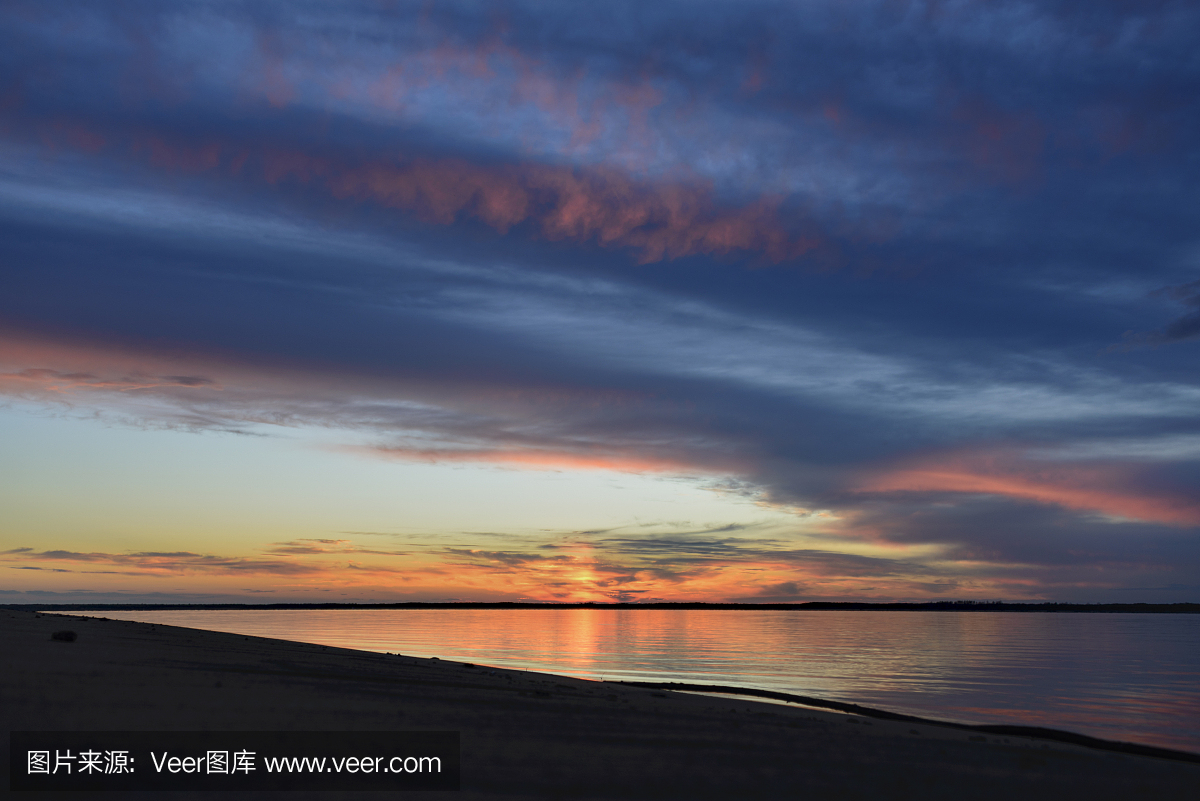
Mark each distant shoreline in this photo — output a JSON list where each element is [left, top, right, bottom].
[[6, 601, 1198, 613]]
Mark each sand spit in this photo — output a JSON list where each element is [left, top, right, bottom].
[[2, 609, 1196, 800]]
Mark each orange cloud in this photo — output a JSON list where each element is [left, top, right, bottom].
[[2, 528, 1041, 604], [855, 449, 1200, 526], [0, 534, 1120, 603], [427, 544, 983, 604]]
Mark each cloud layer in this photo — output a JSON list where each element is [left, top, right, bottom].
[[2, 0, 1199, 601]]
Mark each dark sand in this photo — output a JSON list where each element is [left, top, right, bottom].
[[2, 609, 1196, 799]]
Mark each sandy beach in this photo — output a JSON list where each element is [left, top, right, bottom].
[[2, 609, 1196, 800]]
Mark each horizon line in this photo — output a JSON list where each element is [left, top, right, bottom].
[[9, 601, 1199, 613]]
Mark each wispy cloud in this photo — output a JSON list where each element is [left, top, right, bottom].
[[2, 549, 322, 576]]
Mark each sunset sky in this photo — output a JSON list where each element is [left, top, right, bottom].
[[2, 0, 1198, 604]]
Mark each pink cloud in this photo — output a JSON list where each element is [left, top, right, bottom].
[[27, 107, 820, 263], [361, 444, 740, 476], [854, 448, 1200, 526]]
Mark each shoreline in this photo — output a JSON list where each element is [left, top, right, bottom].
[[614, 680, 1200, 765], [4, 609, 1197, 799]]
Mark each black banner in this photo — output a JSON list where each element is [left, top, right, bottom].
[[10, 731, 459, 791]]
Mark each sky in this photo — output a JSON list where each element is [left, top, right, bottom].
[[2, 0, 1198, 604]]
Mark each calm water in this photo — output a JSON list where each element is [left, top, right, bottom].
[[73, 610, 1200, 753]]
